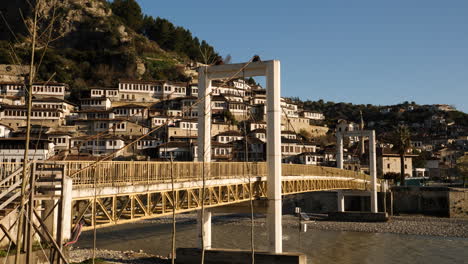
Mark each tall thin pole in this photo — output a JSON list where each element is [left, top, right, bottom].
[[26, 163, 36, 264], [170, 153, 176, 264], [360, 110, 365, 157], [16, 3, 38, 263]]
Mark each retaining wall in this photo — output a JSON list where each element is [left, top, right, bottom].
[[391, 186, 468, 218]]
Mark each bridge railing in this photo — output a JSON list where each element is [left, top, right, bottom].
[[65, 162, 372, 187], [66, 161, 267, 187], [0, 161, 373, 188]]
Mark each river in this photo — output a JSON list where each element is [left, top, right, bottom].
[[75, 215, 468, 264]]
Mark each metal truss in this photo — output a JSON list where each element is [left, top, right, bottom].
[[72, 177, 365, 230]]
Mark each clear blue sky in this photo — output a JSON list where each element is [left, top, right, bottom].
[[137, 0, 468, 112]]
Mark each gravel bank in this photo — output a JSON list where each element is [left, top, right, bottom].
[[69, 248, 170, 264], [301, 215, 468, 238]]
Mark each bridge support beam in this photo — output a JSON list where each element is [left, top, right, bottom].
[[337, 129, 378, 213], [337, 191, 345, 212], [369, 131, 378, 213], [197, 66, 212, 163], [197, 59, 283, 253], [266, 60, 282, 253], [336, 133, 343, 169], [197, 210, 212, 249], [197, 65, 213, 250]]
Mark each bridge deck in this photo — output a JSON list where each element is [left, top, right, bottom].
[[1, 162, 380, 230]]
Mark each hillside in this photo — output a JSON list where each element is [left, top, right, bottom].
[[0, 0, 218, 99], [289, 97, 468, 138]]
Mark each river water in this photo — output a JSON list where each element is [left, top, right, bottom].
[[76, 215, 468, 264]]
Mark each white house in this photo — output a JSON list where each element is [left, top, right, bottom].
[[0, 123, 12, 138], [0, 138, 55, 163], [80, 97, 112, 110], [300, 110, 325, 120], [214, 130, 243, 144]]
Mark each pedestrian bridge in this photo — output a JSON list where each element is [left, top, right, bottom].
[[62, 161, 380, 230], [0, 161, 381, 233]]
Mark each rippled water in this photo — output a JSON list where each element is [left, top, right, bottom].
[[76, 217, 468, 264]]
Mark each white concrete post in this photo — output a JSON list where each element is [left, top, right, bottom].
[[197, 65, 213, 249], [336, 133, 344, 169], [337, 191, 345, 212], [266, 60, 282, 253], [369, 130, 378, 213], [197, 210, 212, 249], [197, 66, 212, 163], [62, 176, 73, 241]]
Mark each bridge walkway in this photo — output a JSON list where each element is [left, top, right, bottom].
[[64, 161, 379, 230]]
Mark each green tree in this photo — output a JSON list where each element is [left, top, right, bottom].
[[391, 125, 411, 185], [111, 0, 144, 31], [246, 77, 257, 86]]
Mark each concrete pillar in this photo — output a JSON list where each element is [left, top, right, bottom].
[[197, 210, 212, 249], [43, 196, 59, 240], [61, 176, 73, 241], [197, 65, 212, 249], [369, 130, 378, 213], [266, 60, 282, 253], [336, 133, 343, 169], [337, 191, 345, 212], [197, 66, 212, 163]]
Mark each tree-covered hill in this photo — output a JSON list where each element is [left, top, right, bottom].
[[0, 0, 218, 97], [289, 97, 468, 136]]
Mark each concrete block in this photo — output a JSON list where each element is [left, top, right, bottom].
[[176, 248, 306, 264], [328, 211, 389, 222], [449, 188, 468, 218]]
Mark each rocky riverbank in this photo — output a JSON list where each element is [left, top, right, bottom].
[[69, 248, 170, 264], [302, 215, 468, 238]]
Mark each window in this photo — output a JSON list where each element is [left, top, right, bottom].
[[387, 164, 390, 169]]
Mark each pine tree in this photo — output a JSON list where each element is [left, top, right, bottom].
[[111, 0, 144, 31]]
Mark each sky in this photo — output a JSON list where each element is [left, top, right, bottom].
[[137, 0, 468, 112]]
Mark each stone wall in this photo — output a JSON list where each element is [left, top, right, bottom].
[[449, 188, 468, 218], [391, 186, 468, 218], [282, 191, 389, 214]]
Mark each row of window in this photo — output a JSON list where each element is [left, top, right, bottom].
[[281, 146, 315, 153], [3, 110, 60, 118], [229, 104, 248, 110], [32, 103, 64, 109], [32, 86, 64, 94], [77, 140, 121, 147], [219, 136, 241, 142], [137, 140, 160, 147], [114, 109, 144, 115], [183, 111, 198, 117], [82, 100, 105, 106], [84, 113, 112, 119], [181, 122, 198, 129], [214, 148, 231, 155], [50, 137, 67, 144], [119, 83, 187, 94], [1, 84, 23, 91]]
